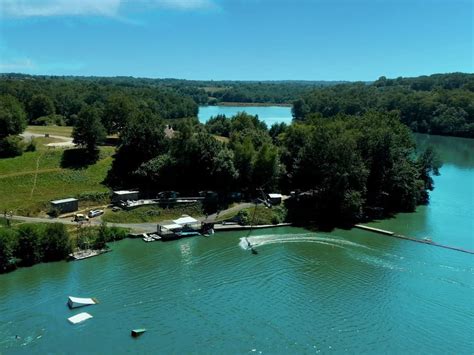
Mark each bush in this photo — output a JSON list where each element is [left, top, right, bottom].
[[0, 228, 18, 273], [48, 207, 60, 218], [32, 114, 66, 126], [0, 136, 23, 158], [76, 191, 110, 203], [25, 138, 37, 152], [41, 223, 71, 261], [236, 209, 250, 225], [16, 224, 44, 266]]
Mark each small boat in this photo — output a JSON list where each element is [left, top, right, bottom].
[[142, 233, 155, 242], [149, 233, 162, 241], [131, 329, 147, 337]]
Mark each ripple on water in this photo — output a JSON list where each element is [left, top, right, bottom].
[[1, 227, 473, 354]]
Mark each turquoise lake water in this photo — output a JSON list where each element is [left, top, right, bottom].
[[198, 105, 293, 125], [0, 120, 473, 353]]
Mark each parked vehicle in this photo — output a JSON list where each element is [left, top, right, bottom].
[[73, 213, 89, 222], [88, 209, 104, 218]]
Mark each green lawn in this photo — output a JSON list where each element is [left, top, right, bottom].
[[26, 125, 73, 137], [220, 205, 287, 225], [0, 147, 114, 215], [102, 204, 204, 224]]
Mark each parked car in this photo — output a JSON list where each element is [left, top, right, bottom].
[[88, 209, 104, 218], [73, 213, 89, 222]]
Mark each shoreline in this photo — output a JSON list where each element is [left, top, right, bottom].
[[210, 102, 293, 107]]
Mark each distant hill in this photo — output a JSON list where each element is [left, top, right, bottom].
[[293, 72, 474, 138]]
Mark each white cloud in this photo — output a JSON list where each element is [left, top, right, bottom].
[[0, 0, 216, 18], [0, 58, 35, 71], [147, 0, 215, 10], [0, 0, 121, 18]]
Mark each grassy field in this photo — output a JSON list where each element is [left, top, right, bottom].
[[0, 145, 114, 215], [26, 125, 73, 137], [102, 204, 204, 224], [220, 205, 287, 225]]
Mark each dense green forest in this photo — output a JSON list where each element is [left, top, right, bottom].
[[0, 74, 198, 127], [0, 73, 453, 229], [293, 73, 474, 138], [107, 110, 439, 226], [0, 74, 340, 108]]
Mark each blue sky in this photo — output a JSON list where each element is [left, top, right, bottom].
[[0, 0, 472, 80]]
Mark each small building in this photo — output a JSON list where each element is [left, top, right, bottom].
[[157, 215, 201, 240], [50, 198, 78, 214], [112, 190, 139, 204], [268, 193, 282, 205]]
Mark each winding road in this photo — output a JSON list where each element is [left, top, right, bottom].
[[8, 202, 255, 233]]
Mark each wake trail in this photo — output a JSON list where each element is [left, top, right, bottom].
[[239, 233, 372, 251]]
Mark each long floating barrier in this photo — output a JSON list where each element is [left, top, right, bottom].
[[354, 224, 394, 235], [355, 224, 474, 255]]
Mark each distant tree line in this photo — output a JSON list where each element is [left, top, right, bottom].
[[293, 73, 474, 138], [0, 75, 198, 128], [0, 75, 199, 157], [0, 74, 344, 109]]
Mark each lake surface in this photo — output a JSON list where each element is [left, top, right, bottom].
[[1, 134, 473, 354], [198, 105, 293, 125]]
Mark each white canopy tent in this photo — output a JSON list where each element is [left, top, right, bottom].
[[161, 223, 183, 230], [173, 216, 198, 225]]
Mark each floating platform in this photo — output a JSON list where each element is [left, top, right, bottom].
[[354, 224, 394, 235], [68, 312, 93, 325], [354, 224, 474, 255], [69, 249, 110, 261]]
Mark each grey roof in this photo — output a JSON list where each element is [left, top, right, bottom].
[[51, 198, 78, 204], [113, 190, 139, 195]]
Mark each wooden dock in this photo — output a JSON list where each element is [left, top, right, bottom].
[[355, 224, 474, 255]]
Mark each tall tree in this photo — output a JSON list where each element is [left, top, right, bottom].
[[0, 228, 17, 272], [102, 93, 136, 134], [16, 224, 43, 266], [41, 223, 71, 261], [72, 106, 106, 152], [0, 94, 27, 139], [28, 94, 55, 121]]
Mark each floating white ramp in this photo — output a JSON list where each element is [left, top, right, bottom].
[[68, 312, 93, 324], [68, 296, 98, 309]]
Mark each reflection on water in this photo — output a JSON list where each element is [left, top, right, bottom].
[[198, 105, 292, 125], [416, 133, 474, 168]]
